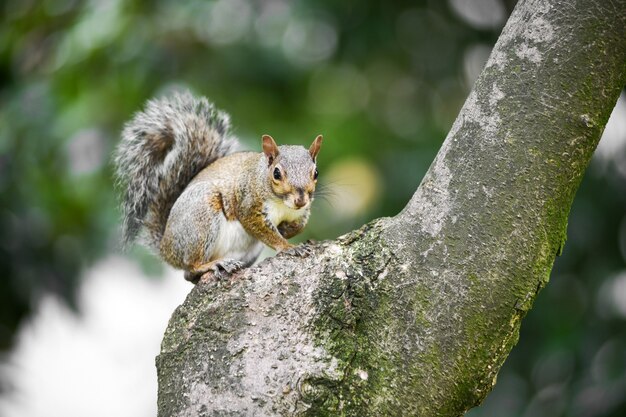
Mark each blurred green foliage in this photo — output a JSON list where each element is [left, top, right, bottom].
[[1, 0, 624, 416]]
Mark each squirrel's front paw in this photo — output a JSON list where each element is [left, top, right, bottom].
[[284, 243, 314, 258]]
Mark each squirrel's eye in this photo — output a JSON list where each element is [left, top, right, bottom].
[[273, 167, 282, 180], [313, 168, 318, 180]]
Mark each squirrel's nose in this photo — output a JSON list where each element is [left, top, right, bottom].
[[293, 190, 308, 208]]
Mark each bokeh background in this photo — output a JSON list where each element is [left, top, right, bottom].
[[1, 0, 625, 416]]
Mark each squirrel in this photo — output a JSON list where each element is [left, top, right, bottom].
[[113, 91, 322, 283]]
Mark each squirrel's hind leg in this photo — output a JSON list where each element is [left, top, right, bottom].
[[185, 242, 263, 284], [184, 240, 263, 284], [165, 184, 263, 283], [184, 259, 245, 284]]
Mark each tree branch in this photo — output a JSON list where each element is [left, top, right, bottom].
[[157, 0, 626, 415]]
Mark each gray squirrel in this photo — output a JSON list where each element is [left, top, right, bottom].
[[114, 91, 322, 283]]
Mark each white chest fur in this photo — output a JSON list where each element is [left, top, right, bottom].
[[214, 216, 258, 259], [265, 199, 306, 226]]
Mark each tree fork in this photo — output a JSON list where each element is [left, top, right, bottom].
[[157, 0, 626, 415]]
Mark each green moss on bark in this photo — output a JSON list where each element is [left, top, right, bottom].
[[157, 1, 626, 415]]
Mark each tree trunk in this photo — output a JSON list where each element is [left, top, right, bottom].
[[156, 0, 626, 415]]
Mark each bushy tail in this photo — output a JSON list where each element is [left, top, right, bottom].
[[113, 91, 237, 249]]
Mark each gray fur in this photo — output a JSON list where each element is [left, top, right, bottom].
[[113, 91, 238, 249]]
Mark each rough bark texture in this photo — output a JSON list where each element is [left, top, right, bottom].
[[157, 0, 626, 415]]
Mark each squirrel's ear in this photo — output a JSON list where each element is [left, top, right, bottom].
[[262, 135, 279, 164], [309, 135, 323, 161]]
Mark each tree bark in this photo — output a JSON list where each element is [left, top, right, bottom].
[[156, 0, 626, 415]]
